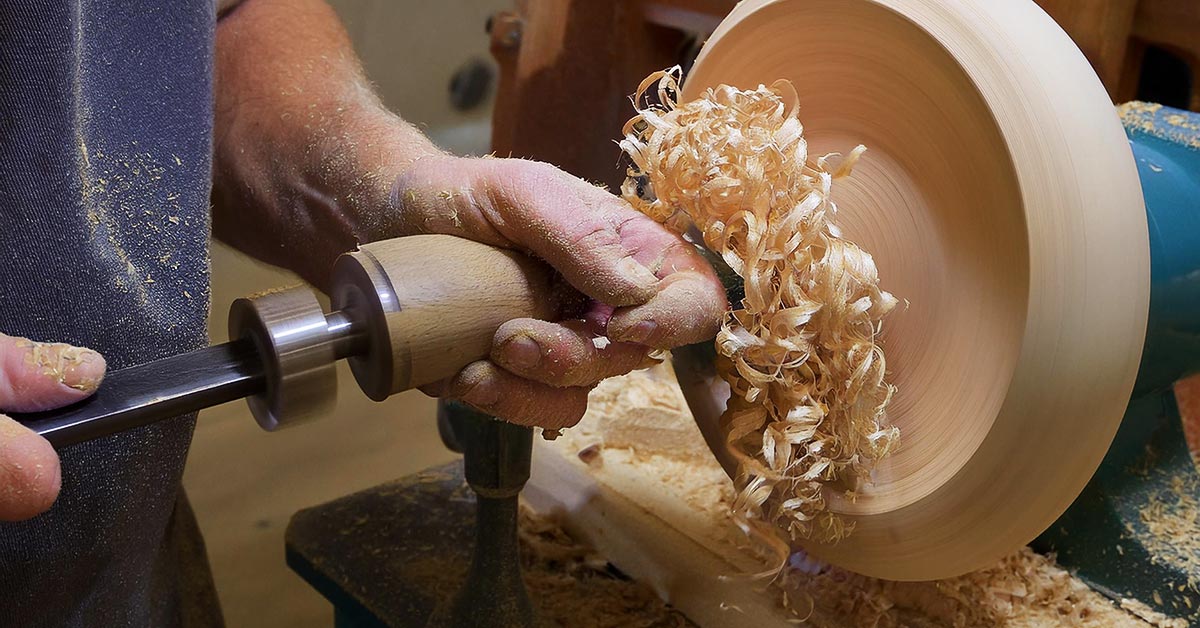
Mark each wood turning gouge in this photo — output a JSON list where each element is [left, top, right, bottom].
[[12, 234, 562, 448]]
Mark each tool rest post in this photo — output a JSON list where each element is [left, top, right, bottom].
[[444, 402, 535, 628]]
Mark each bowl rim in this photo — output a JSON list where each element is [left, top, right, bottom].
[[679, 0, 1150, 581]]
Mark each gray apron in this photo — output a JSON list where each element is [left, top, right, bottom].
[[0, 1, 222, 625]]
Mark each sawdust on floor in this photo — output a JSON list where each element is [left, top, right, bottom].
[[518, 508, 694, 628], [1120, 598, 1189, 628], [775, 546, 1162, 627], [407, 504, 693, 628], [1136, 473, 1200, 590], [554, 364, 1178, 627]]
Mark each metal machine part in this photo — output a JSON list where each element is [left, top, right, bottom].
[[330, 247, 402, 403], [442, 401, 536, 628], [227, 288, 354, 431], [13, 284, 355, 447]]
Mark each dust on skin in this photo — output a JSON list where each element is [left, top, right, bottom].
[[13, 337, 105, 393], [0, 415, 60, 514], [494, 320, 659, 391]]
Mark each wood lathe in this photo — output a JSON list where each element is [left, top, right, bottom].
[[19, 0, 1200, 626]]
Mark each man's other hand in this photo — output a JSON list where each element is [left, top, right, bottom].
[[0, 334, 106, 520]]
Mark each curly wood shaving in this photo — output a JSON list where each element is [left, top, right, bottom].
[[618, 67, 899, 545]]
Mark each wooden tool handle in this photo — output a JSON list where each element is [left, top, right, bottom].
[[331, 234, 561, 401]]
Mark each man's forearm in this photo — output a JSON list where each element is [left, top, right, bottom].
[[212, 0, 441, 288], [209, 0, 728, 429]]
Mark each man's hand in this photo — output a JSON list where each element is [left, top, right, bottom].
[[0, 334, 106, 520], [210, 0, 726, 429], [392, 155, 727, 429]]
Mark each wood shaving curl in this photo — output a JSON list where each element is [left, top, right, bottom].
[[618, 67, 899, 546]]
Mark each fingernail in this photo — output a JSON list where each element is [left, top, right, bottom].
[[504, 336, 542, 370], [25, 343, 106, 393], [617, 257, 659, 288], [59, 347, 106, 393], [613, 320, 658, 345], [462, 374, 500, 408]]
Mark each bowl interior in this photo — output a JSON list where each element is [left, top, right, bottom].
[[683, 0, 1030, 515]]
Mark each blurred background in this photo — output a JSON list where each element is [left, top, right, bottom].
[[184, 2, 508, 626]]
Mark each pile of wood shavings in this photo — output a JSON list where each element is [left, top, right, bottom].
[[517, 507, 693, 627], [1135, 473, 1200, 590], [777, 546, 1158, 627], [560, 369, 1171, 627], [618, 67, 899, 545]]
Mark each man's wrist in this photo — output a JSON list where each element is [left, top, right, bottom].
[[340, 109, 446, 237]]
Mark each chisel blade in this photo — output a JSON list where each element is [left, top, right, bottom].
[[10, 339, 265, 448]]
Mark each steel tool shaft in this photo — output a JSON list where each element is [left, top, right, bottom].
[[442, 401, 536, 628], [11, 341, 265, 448]]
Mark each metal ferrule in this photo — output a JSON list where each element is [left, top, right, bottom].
[[228, 287, 356, 431], [330, 249, 403, 402]]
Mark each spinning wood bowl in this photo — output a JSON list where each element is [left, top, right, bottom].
[[674, 0, 1150, 581]]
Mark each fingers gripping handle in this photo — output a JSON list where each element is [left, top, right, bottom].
[[332, 234, 562, 401]]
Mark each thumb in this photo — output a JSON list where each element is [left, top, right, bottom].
[[0, 414, 61, 520], [0, 333, 106, 413]]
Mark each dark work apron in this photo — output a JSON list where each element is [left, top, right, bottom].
[[0, 1, 221, 625]]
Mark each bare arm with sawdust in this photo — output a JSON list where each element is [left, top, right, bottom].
[[209, 0, 727, 428]]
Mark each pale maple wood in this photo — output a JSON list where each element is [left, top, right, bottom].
[[678, 0, 1150, 580], [525, 369, 1153, 625], [486, 0, 1153, 581]]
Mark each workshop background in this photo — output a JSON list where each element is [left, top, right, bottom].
[[185, 1, 506, 626]]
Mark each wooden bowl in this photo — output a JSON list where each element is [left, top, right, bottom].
[[679, 0, 1149, 580]]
